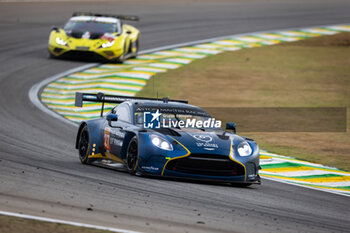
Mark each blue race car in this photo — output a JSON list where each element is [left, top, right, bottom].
[[75, 92, 261, 186]]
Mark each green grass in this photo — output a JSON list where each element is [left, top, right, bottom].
[[137, 32, 350, 171], [0, 215, 115, 233]]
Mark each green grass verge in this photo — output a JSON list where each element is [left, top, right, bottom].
[[137, 32, 350, 171], [0, 215, 115, 233]]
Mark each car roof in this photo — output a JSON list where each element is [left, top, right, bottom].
[[70, 16, 120, 24], [128, 99, 193, 107], [125, 100, 211, 116]]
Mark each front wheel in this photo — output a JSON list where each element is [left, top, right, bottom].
[[78, 125, 90, 164], [129, 38, 139, 59], [126, 136, 139, 174], [48, 52, 56, 59], [113, 42, 127, 63]]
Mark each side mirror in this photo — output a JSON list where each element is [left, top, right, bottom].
[[51, 26, 59, 32], [226, 122, 236, 134], [107, 114, 118, 127]]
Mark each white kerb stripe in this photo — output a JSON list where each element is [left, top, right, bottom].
[[0, 210, 142, 233], [301, 29, 337, 35], [327, 26, 350, 32], [260, 169, 350, 177]]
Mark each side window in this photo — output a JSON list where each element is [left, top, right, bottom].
[[115, 105, 131, 123]]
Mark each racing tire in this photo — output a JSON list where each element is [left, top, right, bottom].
[[48, 52, 56, 59], [78, 125, 90, 164], [113, 42, 127, 63], [129, 38, 139, 59], [116, 54, 125, 63], [126, 136, 139, 174]]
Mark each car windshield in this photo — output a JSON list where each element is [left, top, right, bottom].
[[64, 19, 118, 34], [135, 113, 211, 124]]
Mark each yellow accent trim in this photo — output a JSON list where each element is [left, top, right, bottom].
[[88, 152, 125, 164], [161, 137, 190, 176], [229, 141, 247, 182], [134, 158, 139, 172]]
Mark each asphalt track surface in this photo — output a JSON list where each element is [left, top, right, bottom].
[[0, 0, 350, 232]]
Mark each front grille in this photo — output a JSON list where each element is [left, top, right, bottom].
[[103, 51, 114, 56], [53, 47, 63, 53], [66, 50, 96, 58], [63, 50, 107, 62], [76, 46, 90, 50], [166, 154, 245, 176]]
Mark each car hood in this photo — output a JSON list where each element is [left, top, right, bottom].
[[154, 128, 244, 155], [52, 29, 123, 50]]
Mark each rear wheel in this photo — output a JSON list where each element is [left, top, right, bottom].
[[126, 136, 138, 174], [78, 125, 90, 164]]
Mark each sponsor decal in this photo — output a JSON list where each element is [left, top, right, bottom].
[[196, 142, 218, 148], [82, 31, 91, 39], [110, 129, 125, 146], [103, 127, 111, 151], [191, 134, 218, 148], [142, 166, 159, 171], [204, 148, 215, 151], [101, 33, 116, 41], [192, 134, 213, 143]]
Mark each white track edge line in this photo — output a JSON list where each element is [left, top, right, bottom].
[[261, 177, 350, 197], [0, 210, 142, 233]]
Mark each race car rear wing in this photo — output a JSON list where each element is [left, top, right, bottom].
[[75, 92, 188, 117], [72, 12, 139, 21]]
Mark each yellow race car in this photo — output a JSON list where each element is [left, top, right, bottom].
[[48, 12, 140, 63]]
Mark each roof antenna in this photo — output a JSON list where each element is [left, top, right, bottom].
[[152, 76, 155, 98], [156, 91, 159, 101]]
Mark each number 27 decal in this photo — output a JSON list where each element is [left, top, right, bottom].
[[104, 127, 111, 151]]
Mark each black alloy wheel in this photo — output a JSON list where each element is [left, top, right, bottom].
[[126, 136, 138, 174], [78, 125, 90, 164]]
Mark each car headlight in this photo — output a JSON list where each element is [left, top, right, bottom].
[[101, 40, 115, 48], [56, 37, 67, 46], [237, 141, 252, 157], [150, 135, 173, 151]]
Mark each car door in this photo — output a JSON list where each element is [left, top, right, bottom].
[[109, 103, 132, 158]]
